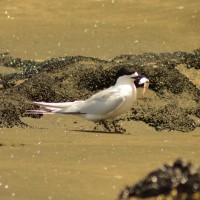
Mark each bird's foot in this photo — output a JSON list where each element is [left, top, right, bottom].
[[94, 120, 112, 132], [114, 126, 126, 134], [94, 120, 126, 133], [112, 120, 126, 134]]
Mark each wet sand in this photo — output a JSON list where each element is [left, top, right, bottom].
[[1, 0, 200, 60], [0, 0, 200, 200], [0, 116, 200, 200]]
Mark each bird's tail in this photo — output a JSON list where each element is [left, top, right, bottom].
[[25, 101, 85, 115]]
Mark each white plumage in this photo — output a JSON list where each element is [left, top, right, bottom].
[[26, 68, 149, 133]]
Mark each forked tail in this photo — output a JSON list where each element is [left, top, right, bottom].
[[25, 101, 85, 115]]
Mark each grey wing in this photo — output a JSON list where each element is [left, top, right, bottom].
[[81, 90, 125, 115]]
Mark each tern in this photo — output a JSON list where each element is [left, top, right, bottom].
[[26, 67, 149, 133]]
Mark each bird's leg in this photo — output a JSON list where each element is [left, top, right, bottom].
[[94, 120, 111, 132], [101, 120, 111, 132], [112, 120, 118, 133], [112, 120, 126, 133]]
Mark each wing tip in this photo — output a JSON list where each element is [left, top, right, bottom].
[[25, 110, 49, 115]]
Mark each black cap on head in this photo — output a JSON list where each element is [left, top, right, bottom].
[[115, 66, 137, 80]]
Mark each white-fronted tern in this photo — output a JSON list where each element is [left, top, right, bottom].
[[26, 67, 149, 133]]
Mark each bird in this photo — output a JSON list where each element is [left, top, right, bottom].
[[26, 67, 149, 133]]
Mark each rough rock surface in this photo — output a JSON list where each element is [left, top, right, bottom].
[[119, 159, 200, 200], [0, 49, 200, 131]]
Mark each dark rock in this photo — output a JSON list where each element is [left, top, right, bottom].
[[0, 50, 199, 130], [119, 159, 200, 200]]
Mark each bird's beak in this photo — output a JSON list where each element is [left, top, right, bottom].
[[141, 81, 149, 99]]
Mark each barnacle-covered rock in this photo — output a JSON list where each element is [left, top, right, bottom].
[[0, 50, 199, 130], [119, 159, 200, 200], [130, 102, 197, 132]]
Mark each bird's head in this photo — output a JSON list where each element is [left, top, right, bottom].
[[115, 67, 149, 99]]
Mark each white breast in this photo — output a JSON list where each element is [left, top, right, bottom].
[[85, 84, 137, 121]]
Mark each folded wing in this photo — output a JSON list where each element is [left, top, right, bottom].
[[26, 87, 125, 117]]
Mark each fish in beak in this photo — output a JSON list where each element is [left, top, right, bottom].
[[134, 76, 150, 99]]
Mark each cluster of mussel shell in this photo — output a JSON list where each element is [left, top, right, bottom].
[[119, 159, 200, 200]]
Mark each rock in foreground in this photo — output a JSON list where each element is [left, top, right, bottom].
[[119, 159, 200, 200]]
